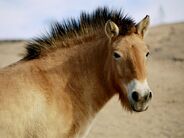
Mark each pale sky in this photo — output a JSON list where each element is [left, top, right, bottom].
[[0, 0, 183, 39]]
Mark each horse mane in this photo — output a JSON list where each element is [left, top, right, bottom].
[[24, 7, 136, 60]]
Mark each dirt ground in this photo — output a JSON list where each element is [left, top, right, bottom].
[[0, 23, 184, 138]]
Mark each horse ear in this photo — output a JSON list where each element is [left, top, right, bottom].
[[136, 15, 150, 38], [105, 20, 119, 39]]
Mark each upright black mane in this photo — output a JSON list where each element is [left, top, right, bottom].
[[24, 7, 136, 60]]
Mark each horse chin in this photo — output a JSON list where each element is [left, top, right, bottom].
[[131, 104, 149, 112]]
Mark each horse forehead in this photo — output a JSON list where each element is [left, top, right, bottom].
[[117, 34, 146, 51]]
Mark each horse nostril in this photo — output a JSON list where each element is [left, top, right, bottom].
[[144, 92, 152, 101], [132, 91, 139, 102], [149, 92, 152, 99]]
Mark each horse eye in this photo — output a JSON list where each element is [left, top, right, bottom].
[[146, 52, 150, 57], [113, 51, 122, 59]]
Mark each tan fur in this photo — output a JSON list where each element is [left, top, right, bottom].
[[0, 19, 149, 138]]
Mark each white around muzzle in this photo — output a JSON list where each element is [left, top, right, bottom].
[[127, 79, 152, 112]]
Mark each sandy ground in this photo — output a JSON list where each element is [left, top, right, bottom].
[[0, 23, 184, 138]]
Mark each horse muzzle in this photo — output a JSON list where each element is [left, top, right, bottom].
[[127, 79, 152, 112]]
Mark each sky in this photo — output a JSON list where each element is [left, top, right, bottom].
[[0, 0, 183, 39]]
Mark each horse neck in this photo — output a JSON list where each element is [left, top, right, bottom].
[[70, 37, 115, 108], [41, 35, 116, 113]]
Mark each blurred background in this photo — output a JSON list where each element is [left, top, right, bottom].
[[0, 0, 184, 39], [0, 0, 184, 138]]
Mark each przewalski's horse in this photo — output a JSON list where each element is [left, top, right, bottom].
[[0, 7, 152, 138]]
